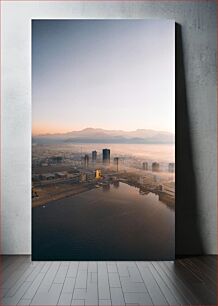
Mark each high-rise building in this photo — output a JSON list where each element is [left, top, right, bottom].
[[114, 157, 119, 172], [168, 163, 175, 173], [92, 151, 97, 162], [84, 154, 89, 168], [102, 149, 110, 164], [152, 162, 159, 172], [142, 162, 148, 170]]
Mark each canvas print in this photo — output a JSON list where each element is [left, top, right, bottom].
[[32, 19, 175, 260]]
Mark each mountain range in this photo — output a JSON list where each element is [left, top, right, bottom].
[[33, 128, 175, 144]]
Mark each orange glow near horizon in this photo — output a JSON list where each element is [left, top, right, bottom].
[[32, 123, 79, 136], [32, 123, 174, 136]]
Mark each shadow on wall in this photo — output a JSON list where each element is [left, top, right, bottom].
[[175, 23, 205, 256]]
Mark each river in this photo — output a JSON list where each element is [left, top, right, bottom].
[[32, 182, 174, 260]]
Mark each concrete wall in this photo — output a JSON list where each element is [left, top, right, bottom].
[[1, 1, 217, 255]]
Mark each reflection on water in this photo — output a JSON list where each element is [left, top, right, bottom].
[[102, 184, 110, 192], [113, 181, 119, 188], [32, 182, 174, 260]]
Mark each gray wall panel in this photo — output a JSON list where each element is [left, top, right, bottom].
[[1, 1, 217, 254]]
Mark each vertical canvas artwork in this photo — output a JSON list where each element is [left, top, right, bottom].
[[32, 20, 175, 260]]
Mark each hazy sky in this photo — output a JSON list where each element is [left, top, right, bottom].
[[32, 19, 175, 135]]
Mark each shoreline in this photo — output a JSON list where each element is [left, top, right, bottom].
[[32, 181, 175, 209], [32, 184, 95, 208]]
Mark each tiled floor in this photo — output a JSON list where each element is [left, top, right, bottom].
[[0, 256, 217, 305]]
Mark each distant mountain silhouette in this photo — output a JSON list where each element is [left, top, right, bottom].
[[33, 128, 175, 144]]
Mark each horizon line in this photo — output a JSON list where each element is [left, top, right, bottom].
[[32, 127, 175, 137]]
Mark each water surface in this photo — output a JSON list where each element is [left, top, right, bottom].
[[32, 182, 174, 260]]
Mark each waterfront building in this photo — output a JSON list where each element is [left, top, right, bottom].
[[41, 173, 55, 180], [152, 162, 159, 172], [142, 162, 148, 170], [80, 173, 87, 182], [139, 176, 152, 187], [92, 150, 97, 162], [67, 173, 80, 181], [85, 171, 95, 181], [55, 172, 68, 179], [161, 181, 175, 197], [102, 149, 110, 164], [95, 169, 102, 179], [114, 157, 119, 172], [168, 162, 175, 173]]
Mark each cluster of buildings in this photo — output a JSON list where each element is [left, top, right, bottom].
[[33, 169, 103, 184], [33, 171, 69, 182], [33, 156, 63, 167], [32, 146, 175, 203], [142, 161, 175, 173], [83, 148, 110, 166], [138, 173, 175, 200], [82, 148, 119, 171], [83, 148, 175, 174]]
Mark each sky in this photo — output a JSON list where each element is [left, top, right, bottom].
[[32, 19, 175, 135]]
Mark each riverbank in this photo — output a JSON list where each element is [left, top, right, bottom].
[[32, 184, 94, 208]]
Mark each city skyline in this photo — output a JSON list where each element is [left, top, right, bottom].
[[32, 19, 175, 135]]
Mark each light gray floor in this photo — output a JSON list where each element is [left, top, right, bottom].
[[0, 256, 217, 305]]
